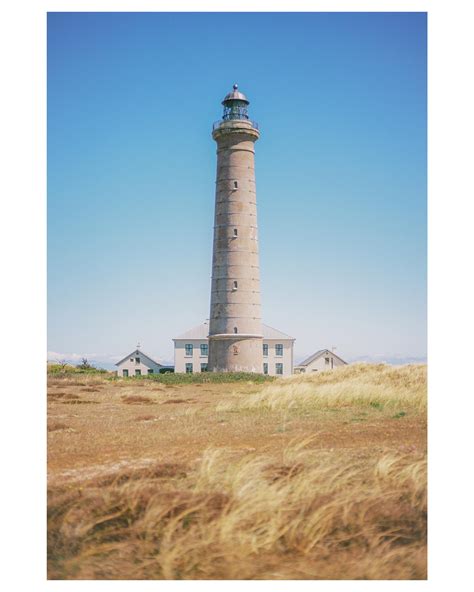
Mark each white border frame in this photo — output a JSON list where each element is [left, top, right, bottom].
[[2, 2, 473, 590]]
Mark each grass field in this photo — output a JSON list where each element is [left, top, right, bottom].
[[47, 363, 427, 580]]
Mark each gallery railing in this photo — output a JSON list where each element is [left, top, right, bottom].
[[212, 119, 259, 132]]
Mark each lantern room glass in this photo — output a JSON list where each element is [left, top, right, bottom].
[[223, 100, 249, 121]]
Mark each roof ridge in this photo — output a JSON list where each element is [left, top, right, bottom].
[[115, 348, 163, 367], [262, 322, 294, 339], [296, 349, 347, 367], [174, 321, 294, 340], [173, 321, 209, 340]]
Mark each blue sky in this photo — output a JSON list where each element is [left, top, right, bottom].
[[47, 12, 426, 367]]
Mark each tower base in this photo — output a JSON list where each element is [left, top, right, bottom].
[[208, 335, 263, 373]]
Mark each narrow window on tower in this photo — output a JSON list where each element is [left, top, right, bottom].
[[233, 228, 238, 237], [234, 327, 238, 334], [234, 181, 238, 189], [233, 280, 238, 290]]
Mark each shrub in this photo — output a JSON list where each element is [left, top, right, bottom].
[[47, 363, 109, 376]]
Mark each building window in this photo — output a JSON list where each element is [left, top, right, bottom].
[[276, 363, 283, 375], [135, 369, 141, 376], [201, 363, 208, 372], [129, 358, 133, 362], [185, 363, 193, 373], [263, 343, 268, 357], [147, 368, 154, 374], [263, 363, 268, 375], [233, 281, 238, 289], [185, 344, 193, 356], [234, 327, 238, 334], [200, 343, 208, 356], [233, 228, 238, 237], [135, 357, 140, 364], [325, 357, 330, 365], [123, 369, 129, 377], [275, 344, 283, 356], [234, 181, 238, 189]]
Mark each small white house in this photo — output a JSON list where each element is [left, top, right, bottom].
[[173, 321, 295, 376], [294, 349, 347, 373], [115, 347, 165, 377]]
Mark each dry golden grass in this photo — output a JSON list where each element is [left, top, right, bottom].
[[218, 363, 427, 413], [47, 364, 427, 580]]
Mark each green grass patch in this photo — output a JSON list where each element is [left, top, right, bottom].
[[111, 372, 275, 385]]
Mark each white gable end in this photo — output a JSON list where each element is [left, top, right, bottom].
[[116, 349, 164, 377]]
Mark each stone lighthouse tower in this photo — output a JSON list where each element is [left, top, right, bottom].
[[208, 84, 263, 373]]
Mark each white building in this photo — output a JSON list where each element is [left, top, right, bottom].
[[294, 349, 347, 373], [115, 347, 166, 377], [173, 322, 295, 376]]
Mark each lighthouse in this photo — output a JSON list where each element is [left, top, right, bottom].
[[208, 85, 263, 373]]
